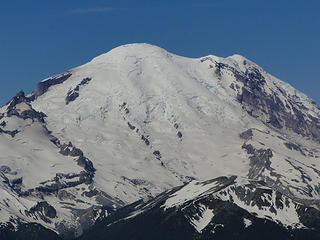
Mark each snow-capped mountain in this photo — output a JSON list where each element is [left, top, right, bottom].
[[0, 43, 320, 238]]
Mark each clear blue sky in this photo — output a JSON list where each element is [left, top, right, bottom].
[[1, 0, 319, 105]]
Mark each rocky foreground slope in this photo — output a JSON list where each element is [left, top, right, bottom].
[[0, 43, 320, 239], [79, 176, 320, 240]]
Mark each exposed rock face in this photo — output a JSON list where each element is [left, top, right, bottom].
[[58, 141, 96, 174], [26, 201, 57, 223], [211, 60, 320, 142], [242, 143, 273, 179], [34, 72, 72, 97], [237, 70, 320, 141], [153, 150, 161, 160], [6, 90, 28, 109], [29, 138, 96, 196], [0, 128, 19, 137], [4, 90, 46, 123], [65, 77, 92, 104], [65, 91, 79, 104], [239, 129, 253, 140], [35, 171, 93, 194]]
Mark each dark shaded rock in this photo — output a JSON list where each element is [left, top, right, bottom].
[[284, 142, 300, 151], [246, 67, 266, 88], [59, 142, 83, 157], [80, 77, 92, 85], [34, 73, 72, 97], [65, 91, 79, 105], [153, 150, 161, 159], [128, 122, 135, 130], [251, 148, 273, 167], [36, 184, 61, 194], [242, 143, 255, 154], [0, 121, 6, 127], [54, 138, 96, 188], [77, 156, 96, 173], [20, 109, 46, 123], [267, 112, 283, 129], [242, 143, 273, 179], [65, 77, 92, 104], [185, 176, 196, 182], [10, 177, 23, 192], [285, 160, 312, 188], [0, 165, 11, 173], [59, 143, 73, 156], [54, 172, 81, 181], [119, 102, 130, 114], [49, 136, 60, 146], [10, 177, 22, 186], [297, 206, 320, 230], [5, 95, 47, 123], [214, 62, 224, 77], [35, 171, 94, 195], [239, 129, 253, 140], [249, 151, 273, 178], [70, 146, 83, 157], [6, 109, 19, 118], [177, 131, 183, 138], [141, 135, 150, 146], [213, 60, 320, 142], [57, 190, 76, 201], [0, 128, 19, 137], [83, 189, 99, 198], [6, 90, 26, 110], [27, 201, 57, 221]]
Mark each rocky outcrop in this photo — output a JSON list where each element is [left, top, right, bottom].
[[5, 90, 28, 109], [29, 138, 97, 196], [26, 201, 57, 223], [239, 129, 253, 141], [153, 150, 161, 160], [0, 128, 19, 137], [209, 60, 320, 142], [33, 72, 72, 97], [236, 68, 320, 141], [78, 176, 320, 240], [141, 135, 150, 146], [5, 90, 47, 123], [65, 77, 92, 104], [35, 171, 93, 194], [242, 143, 273, 179], [58, 141, 95, 174]]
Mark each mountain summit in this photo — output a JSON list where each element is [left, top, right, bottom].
[[1, 43, 320, 239]]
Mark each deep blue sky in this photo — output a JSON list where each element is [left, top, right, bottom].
[[1, 0, 319, 106]]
